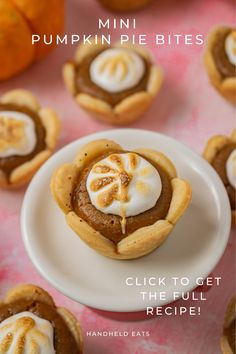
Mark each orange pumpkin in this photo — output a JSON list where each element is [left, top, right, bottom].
[[0, 0, 64, 80]]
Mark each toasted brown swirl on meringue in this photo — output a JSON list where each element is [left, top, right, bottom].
[[0, 312, 55, 354], [90, 48, 146, 93], [0, 111, 37, 158], [86, 153, 162, 233]]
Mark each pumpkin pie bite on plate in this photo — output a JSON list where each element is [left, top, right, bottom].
[[0, 89, 60, 188], [51, 139, 192, 260], [203, 129, 236, 225], [0, 284, 83, 354], [204, 26, 236, 103], [63, 39, 163, 125], [221, 296, 236, 354]]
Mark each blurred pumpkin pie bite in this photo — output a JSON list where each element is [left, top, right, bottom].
[[203, 129, 236, 225], [204, 26, 236, 103], [63, 38, 163, 125], [51, 139, 192, 260], [0, 89, 60, 188], [0, 284, 83, 354]]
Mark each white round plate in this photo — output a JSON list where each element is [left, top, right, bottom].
[[21, 129, 231, 312]]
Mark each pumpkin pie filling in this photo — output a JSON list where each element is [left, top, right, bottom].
[[0, 299, 79, 354], [0, 104, 46, 178], [75, 48, 150, 107], [211, 143, 236, 210], [212, 29, 236, 79], [73, 151, 172, 244]]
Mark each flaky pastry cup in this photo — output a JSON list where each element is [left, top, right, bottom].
[[63, 38, 163, 125], [203, 129, 236, 225], [51, 139, 192, 260], [0, 89, 60, 188], [221, 296, 236, 354], [0, 284, 83, 353], [204, 26, 236, 104]]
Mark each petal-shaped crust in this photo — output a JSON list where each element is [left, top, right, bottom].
[[204, 27, 224, 88], [73, 139, 122, 169], [66, 213, 173, 260], [221, 296, 236, 354], [57, 308, 83, 354], [223, 296, 236, 328], [204, 26, 236, 104], [203, 130, 236, 226], [203, 135, 230, 163], [231, 129, 236, 142], [51, 163, 78, 214], [0, 89, 40, 111], [135, 148, 177, 179], [221, 336, 234, 354], [39, 108, 61, 149], [9, 150, 51, 186], [0, 90, 60, 188], [166, 178, 192, 225], [66, 211, 117, 258], [51, 139, 121, 214], [114, 92, 152, 125], [76, 93, 113, 123], [117, 220, 173, 259], [52, 139, 191, 259], [147, 66, 164, 97], [63, 62, 77, 95], [63, 41, 163, 125], [221, 77, 236, 103], [5, 284, 55, 306]]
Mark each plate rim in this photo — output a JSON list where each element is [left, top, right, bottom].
[[21, 128, 232, 312]]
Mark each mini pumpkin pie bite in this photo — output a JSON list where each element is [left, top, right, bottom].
[[0, 89, 60, 188], [51, 139, 192, 260], [204, 26, 236, 103], [63, 39, 163, 125], [203, 129, 236, 224], [221, 296, 236, 354], [0, 284, 83, 353]]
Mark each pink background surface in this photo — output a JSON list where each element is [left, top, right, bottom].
[[0, 0, 235, 353]]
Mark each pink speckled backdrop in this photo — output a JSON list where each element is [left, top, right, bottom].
[[0, 0, 235, 353]]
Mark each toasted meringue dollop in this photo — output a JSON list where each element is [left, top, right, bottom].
[[86, 153, 162, 220], [225, 30, 236, 66], [0, 311, 55, 354], [90, 48, 145, 93], [226, 148, 236, 189], [0, 111, 37, 158]]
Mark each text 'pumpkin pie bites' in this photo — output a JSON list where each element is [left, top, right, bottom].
[[0, 284, 83, 354], [203, 129, 236, 225], [221, 296, 236, 354], [51, 139, 192, 260], [204, 26, 236, 103], [63, 39, 163, 125], [0, 89, 60, 188]]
